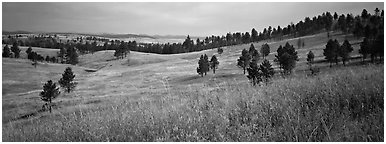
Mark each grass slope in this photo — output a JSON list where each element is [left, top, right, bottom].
[[2, 31, 383, 141], [2, 64, 383, 141]]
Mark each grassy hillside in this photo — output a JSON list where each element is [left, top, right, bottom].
[[3, 63, 383, 141], [2, 31, 383, 141]]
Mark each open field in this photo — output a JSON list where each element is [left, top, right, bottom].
[[2, 31, 383, 141]]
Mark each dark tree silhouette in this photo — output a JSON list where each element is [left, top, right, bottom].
[[66, 45, 78, 65], [339, 40, 353, 66], [237, 49, 251, 74], [58, 67, 77, 93], [45, 56, 50, 62], [275, 42, 298, 74], [259, 59, 274, 84], [40, 80, 60, 113], [217, 47, 223, 54], [307, 50, 315, 65], [323, 39, 340, 67], [260, 43, 270, 59], [10, 42, 21, 58], [251, 28, 258, 42], [197, 54, 210, 77], [209, 55, 219, 74], [246, 58, 262, 86], [2, 44, 11, 57], [26, 46, 32, 55]]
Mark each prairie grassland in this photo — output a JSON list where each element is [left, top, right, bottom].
[[3, 63, 383, 142], [2, 31, 382, 142]]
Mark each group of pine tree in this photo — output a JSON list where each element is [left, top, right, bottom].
[[199, 7, 383, 86], [323, 8, 384, 66], [40, 67, 77, 113], [236, 43, 294, 86], [196, 54, 219, 77]]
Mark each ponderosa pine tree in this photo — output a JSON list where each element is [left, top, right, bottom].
[[45, 56, 50, 62], [323, 39, 340, 67], [259, 59, 274, 84], [275, 42, 298, 74], [260, 43, 270, 59], [249, 44, 260, 62], [209, 55, 219, 74], [197, 54, 209, 77], [339, 40, 353, 66], [66, 45, 78, 65], [307, 50, 315, 65], [246, 58, 262, 86], [249, 44, 256, 54], [58, 46, 66, 63], [11, 42, 21, 58], [203, 54, 209, 75], [2, 44, 11, 57], [371, 34, 384, 63], [217, 47, 223, 54], [58, 67, 77, 93], [237, 49, 251, 74], [40, 80, 60, 113], [251, 28, 258, 42], [26, 46, 32, 55]]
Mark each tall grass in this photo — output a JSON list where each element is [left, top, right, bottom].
[[3, 64, 383, 142]]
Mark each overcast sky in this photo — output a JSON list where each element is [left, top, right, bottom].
[[2, 2, 384, 36]]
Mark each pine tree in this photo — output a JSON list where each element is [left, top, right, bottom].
[[339, 40, 353, 66], [249, 44, 260, 62], [45, 56, 50, 62], [237, 49, 251, 74], [197, 55, 207, 77], [58, 67, 77, 93], [275, 42, 298, 74], [58, 46, 66, 63], [246, 58, 262, 86], [251, 28, 258, 42], [203, 54, 210, 75], [217, 47, 223, 54], [11, 42, 21, 58], [372, 34, 384, 63], [259, 59, 274, 84], [26, 46, 32, 55], [323, 39, 339, 67], [248, 44, 256, 55], [66, 45, 78, 65], [307, 51, 315, 64], [2, 44, 11, 57], [260, 43, 270, 59], [40, 80, 60, 113], [209, 55, 219, 74]]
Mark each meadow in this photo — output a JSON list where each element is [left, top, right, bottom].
[[2, 31, 383, 141]]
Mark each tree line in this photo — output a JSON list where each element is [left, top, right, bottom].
[[136, 8, 383, 55]]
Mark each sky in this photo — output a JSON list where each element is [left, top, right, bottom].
[[2, 2, 384, 36]]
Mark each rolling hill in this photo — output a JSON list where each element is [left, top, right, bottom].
[[2, 30, 383, 142]]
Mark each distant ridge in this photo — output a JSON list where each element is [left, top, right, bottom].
[[2, 30, 33, 35], [1, 30, 205, 40]]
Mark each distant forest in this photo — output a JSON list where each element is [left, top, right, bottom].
[[2, 8, 384, 56]]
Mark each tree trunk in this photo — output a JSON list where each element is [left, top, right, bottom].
[[243, 67, 245, 74], [213, 68, 216, 74], [49, 99, 52, 113]]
